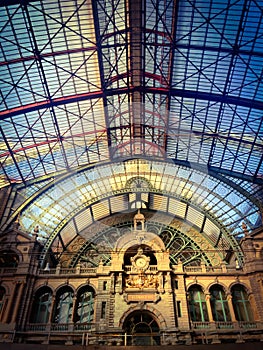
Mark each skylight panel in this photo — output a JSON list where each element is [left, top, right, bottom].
[[93, 200, 110, 220], [59, 220, 77, 245], [110, 195, 127, 213], [75, 208, 93, 233]]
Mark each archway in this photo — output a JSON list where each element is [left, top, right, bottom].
[[123, 310, 160, 345]]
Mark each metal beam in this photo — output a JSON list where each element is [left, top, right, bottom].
[[1, 85, 263, 121]]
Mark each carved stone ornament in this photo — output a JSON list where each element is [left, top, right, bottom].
[[123, 291, 161, 304], [125, 272, 159, 289], [130, 247, 150, 272]]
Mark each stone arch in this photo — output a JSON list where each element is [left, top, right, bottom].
[[34, 284, 53, 295], [0, 249, 20, 266], [119, 303, 167, 331], [29, 285, 53, 323], [229, 281, 252, 295], [113, 229, 167, 269], [230, 283, 255, 322], [76, 282, 97, 295], [74, 284, 95, 324], [207, 281, 228, 294], [186, 282, 206, 292], [52, 284, 74, 323], [114, 230, 166, 253], [54, 283, 75, 294], [34, 283, 55, 295], [0, 282, 11, 296]]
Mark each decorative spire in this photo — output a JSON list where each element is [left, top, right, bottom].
[[134, 209, 145, 231]]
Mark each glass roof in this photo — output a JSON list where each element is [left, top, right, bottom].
[[0, 0, 262, 261]]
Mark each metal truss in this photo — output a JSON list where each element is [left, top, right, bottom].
[[0, 0, 262, 250]]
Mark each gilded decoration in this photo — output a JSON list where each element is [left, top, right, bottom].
[[125, 272, 158, 290], [124, 246, 159, 292]]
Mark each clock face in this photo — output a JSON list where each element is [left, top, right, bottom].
[[135, 257, 147, 268]]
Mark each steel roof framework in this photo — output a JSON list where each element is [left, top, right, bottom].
[[0, 0, 262, 261]]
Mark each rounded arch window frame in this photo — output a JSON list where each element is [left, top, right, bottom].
[[74, 285, 95, 325], [187, 284, 209, 322], [122, 309, 161, 346], [0, 249, 20, 267], [230, 283, 254, 322], [30, 286, 53, 324], [53, 285, 74, 324], [209, 284, 231, 322]]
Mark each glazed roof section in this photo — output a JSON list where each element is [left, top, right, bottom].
[[6, 160, 252, 262]]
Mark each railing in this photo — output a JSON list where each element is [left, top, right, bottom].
[[184, 266, 242, 273], [124, 265, 158, 273], [0, 261, 245, 276], [191, 321, 263, 330], [25, 323, 47, 331], [206, 266, 225, 273], [0, 267, 17, 274], [50, 323, 70, 331], [239, 321, 259, 329], [39, 267, 97, 275], [25, 322, 94, 332], [12, 322, 263, 346], [80, 268, 97, 274], [191, 322, 210, 329], [216, 321, 234, 329], [39, 268, 56, 275], [36, 264, 243, 276], [74, 323, 93, 331], [184, 267, 202, 272], [148, 265, 158, 272]]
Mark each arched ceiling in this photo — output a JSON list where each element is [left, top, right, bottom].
[[0, 0, 262, 264]]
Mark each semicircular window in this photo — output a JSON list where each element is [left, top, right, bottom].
[[159, 230, 204, 266]]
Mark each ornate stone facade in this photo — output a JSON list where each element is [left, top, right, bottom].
[[0, 213, 262, 346]]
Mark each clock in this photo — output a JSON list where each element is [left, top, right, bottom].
[[135, 256, 147, 268], [131, 247, 150, 271]]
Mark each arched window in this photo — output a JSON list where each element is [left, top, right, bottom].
[[53, 287, 73, 323], [0, 287, 6, 321], [74, 287, 95, 324], [123, 310, 160, 345], [188, 285, 208, 322], [31, 287, 52, 323], [210, 284, 230, 321], [0, 250, 19, 267], [231, 285, 253, 322]]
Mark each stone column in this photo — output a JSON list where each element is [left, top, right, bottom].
[[70, 295, 77, 324], [165, 272, 172, 294], [227, 294, 237, 322], [2, 282, 17, 323], [11, 281, 25, 323], [47, 294, 56, 324], [3, 280, 25, 324], [205, 294, 214, 322]]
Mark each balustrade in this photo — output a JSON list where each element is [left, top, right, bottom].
[[26, 322, 94, 332], [39, 267, 97, 275], [0, 267, 17, 275], [36, 264, 243, 276]]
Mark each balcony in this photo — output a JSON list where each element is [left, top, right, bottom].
[[37, 264, 243, 276], [191, 321, 263, 330]]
